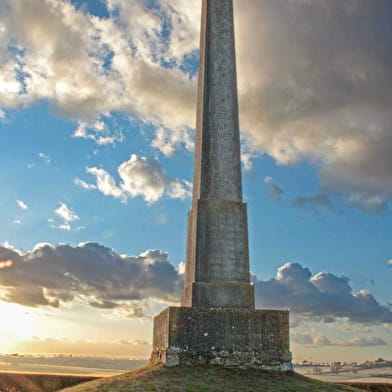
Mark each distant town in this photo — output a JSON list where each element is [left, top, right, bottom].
[[294, 358, 392, 379]]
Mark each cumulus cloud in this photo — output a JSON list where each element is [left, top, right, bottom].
[[81, 154, 192, 203], [73, 118, 124, 145], [151, 126, 194, 157], [74, 177, 97, 190], [235, 0, 392, 212], [313, 336, 386, 347], [0, 0, 196, 137], [333, 336, 387, 347], [1, 0, 392, 211], [1, 241, 390, 326], [291, 333, 313, 346], [54, 203, 80, 231], [292, 333, 386, 347], [388, 260, 392, 266], [254, 263, 392, 325], [0, 242, 183, 311], [264, 176, 284, 201], [313, 336, 332, 347], [16, 200, 28, 210]]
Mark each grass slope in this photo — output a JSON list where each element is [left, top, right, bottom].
[[60, 363, 361, 392], [0, 372, 98, 392]]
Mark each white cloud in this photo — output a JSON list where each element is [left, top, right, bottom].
[[85, 167, 125, 199], [86, 154, 191, 203], [388, 260, 392, 266], [74, 177, 97, 190], [38, 152, 51, 164], [177, 262, 186, 275], [0, 108, 5, 119], [151, 126, 194, 157], [54, 203, 79, 231], [13, 218, 22, 224], [73, 119, 124, 145], [16, 199, 28, 210], [0, 0, 391, 211], [0, 0, 196, 135]]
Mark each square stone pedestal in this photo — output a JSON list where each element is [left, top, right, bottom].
[[151, 307, 292, 371]]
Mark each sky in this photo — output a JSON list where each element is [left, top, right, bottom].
[[0, 0, 391, 363]]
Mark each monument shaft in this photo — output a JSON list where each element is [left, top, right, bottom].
[[193, 0, 242, 202], [181, 0, 254, 310]]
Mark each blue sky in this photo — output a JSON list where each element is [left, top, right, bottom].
[[0, 0, 391, 362]]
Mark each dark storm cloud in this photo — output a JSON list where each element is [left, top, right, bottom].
[[254, 263, 392, 325], [1, 243, 391, 325], [236, 0, 392, 211], [0, 242, 183, 311]]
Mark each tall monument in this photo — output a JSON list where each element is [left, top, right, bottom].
[[151, 0, 292, 370]]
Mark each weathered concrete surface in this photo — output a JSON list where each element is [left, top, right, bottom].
[[192, 0, 242, 202], [182, 282, 254, 309], [182, 0, 253, 309], [151, 307, 292, 371], [182, 199, 253, 309]]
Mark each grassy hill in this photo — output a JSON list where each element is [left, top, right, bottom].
[[60, 363, 362, 392], [0, 372, 98, 392]]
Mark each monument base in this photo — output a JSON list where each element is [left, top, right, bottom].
[[151, 307, 292, 371]]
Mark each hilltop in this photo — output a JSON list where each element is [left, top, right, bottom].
[[60, 363, 362, 392]]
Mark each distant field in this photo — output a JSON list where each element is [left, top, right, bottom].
[[0, 356, 147, 377], [295, 365, 392, 385]]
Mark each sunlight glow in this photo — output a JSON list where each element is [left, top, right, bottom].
[[0, 260, 13, 269], [0, 301, 39, 343]]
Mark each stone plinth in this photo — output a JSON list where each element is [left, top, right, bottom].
[[151, 307, 292, 371]]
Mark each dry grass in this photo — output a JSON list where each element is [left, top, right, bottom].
[[0, 372, 97, 392], [60, 363, 361, 392]]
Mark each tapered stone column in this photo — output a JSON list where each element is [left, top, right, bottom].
[[181, 0, 254, 310], [151, 0, 292, 370]]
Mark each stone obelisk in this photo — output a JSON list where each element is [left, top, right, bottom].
[[180, 0, 254, 310], [151, 0, 292, 370]]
